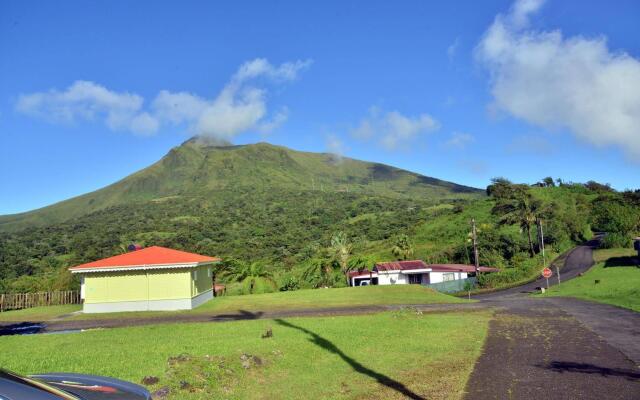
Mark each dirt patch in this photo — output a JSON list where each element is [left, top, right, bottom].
[[142, 351, 275, 399]]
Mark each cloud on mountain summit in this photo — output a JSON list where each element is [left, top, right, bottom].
[[15, 58, 312, 139]]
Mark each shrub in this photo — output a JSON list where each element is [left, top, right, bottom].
[[278, 275, 300, 292], [599, 233, 632, 249]]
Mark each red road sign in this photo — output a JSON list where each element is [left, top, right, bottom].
[[542, 267, 552, 279]]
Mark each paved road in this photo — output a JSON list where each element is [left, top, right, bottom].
[[0, 303, 487, 334], [464, 238, 640, 399], [474, 236, 599, 299]]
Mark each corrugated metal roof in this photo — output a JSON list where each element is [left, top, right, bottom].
[[69, 246, 219, 271]]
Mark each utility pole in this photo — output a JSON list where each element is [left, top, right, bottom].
[[537, 218, 546, 267], [471, 218, 479, 276], [538, 218, 560, 285]]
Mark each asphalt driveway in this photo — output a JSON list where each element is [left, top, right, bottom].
[[464, 239, 640, 399]]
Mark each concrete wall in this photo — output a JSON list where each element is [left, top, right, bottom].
[[376, 271, 468, 285], [429, 271, 467, 284], [377, 272, 408, 285]]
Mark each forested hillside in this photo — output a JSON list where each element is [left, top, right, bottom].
[[1, 139, 638, 295]]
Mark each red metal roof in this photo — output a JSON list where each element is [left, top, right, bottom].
[[69, 246, 220, 271], [375, 260, 429, 272], [348, 269, 377, 278], [374, 260, 499, 273]]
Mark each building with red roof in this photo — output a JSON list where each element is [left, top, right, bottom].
[[349, 260, 498, 289], [69, 246, 221, 313]]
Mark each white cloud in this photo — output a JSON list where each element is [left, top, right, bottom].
[[445, 132, 474, 149], [350, 107, 440, 150], [233, 58, 312, 83], [258, 107, 289, 134], [325, 134, 345, 158], [151, 90, 208, 125], [16, 80, 148, 134], [477, 0, 640, 159], [130, 112, 159, 136], [15, 58, 311, 139]]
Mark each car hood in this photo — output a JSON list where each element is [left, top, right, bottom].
[[29, 373, 151, 400]]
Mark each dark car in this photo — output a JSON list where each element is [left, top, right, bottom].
[[0, 369, 151, 400]]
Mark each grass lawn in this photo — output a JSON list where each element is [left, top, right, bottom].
[[64, 284, 468, 322], [0, 285, 467, 323], [0, 304, 81, 322], [0, 310, 491, 399], [540, 248, 640, 312]]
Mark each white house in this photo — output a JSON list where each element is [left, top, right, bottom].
[[349, 260, 498, 287]]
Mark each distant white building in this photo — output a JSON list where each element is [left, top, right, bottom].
[[349, 260, 498, 287]]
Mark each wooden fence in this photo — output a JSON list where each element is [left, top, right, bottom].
[[0, 290, 81, 312]]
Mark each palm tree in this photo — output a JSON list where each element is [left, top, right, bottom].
[[391, 234, 414, 260], [220, 260, 276, 294], [330, 231, 353, 283], [301, 258, 335, 288], [493, 189, 544, 257]]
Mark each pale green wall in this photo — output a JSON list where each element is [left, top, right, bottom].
[[191, 265, 213, 296], [84, 268, 192, 304], [148, 269, 192, 300]]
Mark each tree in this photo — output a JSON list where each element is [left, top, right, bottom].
[[486, 177, 513, 198], [492, 187, 545, 257], [301, 258, 335, 288], [542, 177, 555, 187], [592, 198, 639, 234], [391, 234, 414, 260], [584, 180, 614, 193], [220, 260, 276, 294], [330, 231, 353, 283]]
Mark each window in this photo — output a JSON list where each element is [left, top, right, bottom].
[[207, 267, 212, 277], [408, 274, 422, 284], [442, 273, 455, 282]]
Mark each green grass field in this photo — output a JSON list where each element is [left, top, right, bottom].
[[0, 304, 81, 322], [0, 285, 467, 322], [541, 248, 640, 312], [0, 310, 491, 399]]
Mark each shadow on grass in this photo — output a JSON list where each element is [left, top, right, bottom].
[[604, 256, 640, 268], [274, 318, 425, 400], [0, 322, 46, 336], [540, 361, 640, 381], [209, 309, 264, 321]]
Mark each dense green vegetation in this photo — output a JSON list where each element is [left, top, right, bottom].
[[0, 139, 638, 295], [541, 248, 640, 312], [0, 311, 491, 399]]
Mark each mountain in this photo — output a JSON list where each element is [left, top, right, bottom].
[[2, 138, 610, 295], [0, 138, 481, 232]]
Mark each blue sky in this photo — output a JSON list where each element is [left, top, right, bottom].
[[1, 0, 639, 214]]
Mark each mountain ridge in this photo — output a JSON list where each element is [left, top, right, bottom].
[[0, 138, 482, 232]]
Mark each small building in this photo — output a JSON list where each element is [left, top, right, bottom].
[[350, 260, 498, 286], [69, 246, 220, 313]]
